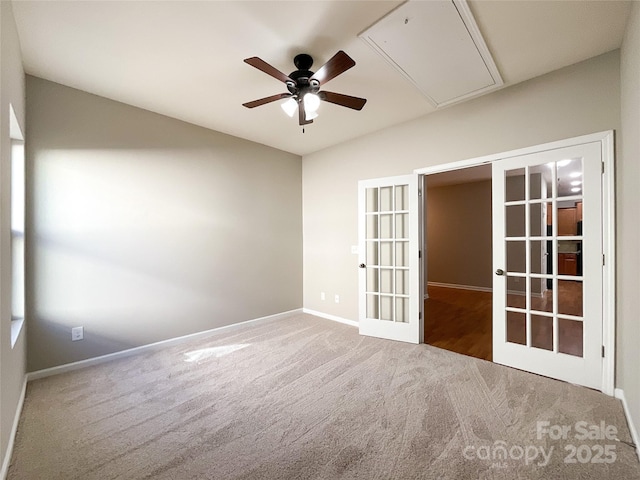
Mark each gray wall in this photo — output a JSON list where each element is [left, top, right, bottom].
[[426, 180, 492, 290], [0, 0, 28, 471], [619, 0, 640, 442], [26, 77, 303, 372], [303, 51, 620, 322]]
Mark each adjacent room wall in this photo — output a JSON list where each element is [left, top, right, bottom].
[[302, 51, 620, 322], [426, 180, 492, 290], [26, 76, 303, 372], [0, 0, 28, 473], [618, 0, 640, 440]]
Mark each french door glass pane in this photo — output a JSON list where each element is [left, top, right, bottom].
[[506, 168, 526, 201], [396, 297, 409, 323], [396, 270, 409, 295], [506, 241, 526, 273], [395, 213, 409, 238], [558, 318, 583, 357], [558, 280, 583, 316], [366, 188, 378, 212], [380, 214, 393, 238], [380, 242, 393, 266], [381, 296, 393, 321], [367, 294, 379, 318], [380, 187, 393, 211], [380, 269, 393, 294], [506, 205, 525, 237], [366, 215, 378, 239], [366, 269, 378, 292], [557, 158, 583, 198], [366, 242, 378, 266], [506, 311, 526, 345], [395, 185, 408, 210], [531, 314, 553, 351], [396, 241, 409, 267]]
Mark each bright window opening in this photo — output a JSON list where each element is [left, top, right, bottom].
[[10, 104, 25, 348]]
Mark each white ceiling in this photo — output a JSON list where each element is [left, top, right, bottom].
[[11, 0, 631, 156]]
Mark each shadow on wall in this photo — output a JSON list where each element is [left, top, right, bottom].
[[26, 76, 303, 372]]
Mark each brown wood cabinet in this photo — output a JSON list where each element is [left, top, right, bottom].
[[576, 201, 583, 221], [558, 207, 577, 236], [558, 253, 578, 275]]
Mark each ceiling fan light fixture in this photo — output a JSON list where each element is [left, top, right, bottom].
[[303, 93, 321, 113], [305, 110, 319, 121], [281, 97, 297, 117]]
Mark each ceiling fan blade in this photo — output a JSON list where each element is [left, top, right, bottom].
[[242, 93, 292, 109], [319, 91, 367, 110], [298, 99, 313, 126], [310, 51, 355, 85], [244, 57, 294, 84]]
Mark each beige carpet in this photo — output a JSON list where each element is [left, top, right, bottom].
[[8, 314, 640, 479]]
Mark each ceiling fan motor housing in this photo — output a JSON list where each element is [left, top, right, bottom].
[[287, 54, 320, 96]]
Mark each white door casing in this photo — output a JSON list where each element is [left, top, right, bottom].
[[492, 141, 603, 390], [358, 174, 423, 344]]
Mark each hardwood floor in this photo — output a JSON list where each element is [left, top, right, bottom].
[[424, 286, 493, 361], [424, 282, 584, 362]]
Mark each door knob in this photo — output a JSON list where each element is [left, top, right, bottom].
[[359, 263, 366, 269], [495, 268, 505, 276]]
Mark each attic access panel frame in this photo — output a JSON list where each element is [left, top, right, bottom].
[[359, 0, 503, 108]]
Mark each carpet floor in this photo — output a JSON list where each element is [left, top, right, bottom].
[[8, 314, 640, 479]]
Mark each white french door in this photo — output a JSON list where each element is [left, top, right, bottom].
[[358, 174, 422, 344], [492, 141, 603, 390]]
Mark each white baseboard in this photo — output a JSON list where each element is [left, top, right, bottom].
[[27, 308, 303, 382], [427, 282, 492, 293], [614, 388, 640, 461], [1, 377, 27, 480], [303, 309, 358, 327]]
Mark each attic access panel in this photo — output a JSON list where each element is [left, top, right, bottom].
[[359, 0, 503, 108]]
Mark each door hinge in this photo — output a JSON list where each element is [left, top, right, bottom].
[[603, 254, 605, 266], [602, 346, 605, 358], [418, 189, 422, 197], [419, 312, 422, 320], [419, 250, 422, 259], [602, 162, 605, 174]]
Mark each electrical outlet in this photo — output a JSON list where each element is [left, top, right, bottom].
[[321, 292, 326, 301], [335, 295, 340, 304], [71, 326, 84, 341]]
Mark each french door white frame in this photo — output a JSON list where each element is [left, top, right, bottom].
[[358, 174, 424, 344], [415, 130, 615, 395]]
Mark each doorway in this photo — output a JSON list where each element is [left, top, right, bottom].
[[423, 165, 493, 361]]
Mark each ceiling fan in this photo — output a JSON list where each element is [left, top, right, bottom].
[[242, 51, 367, 126]]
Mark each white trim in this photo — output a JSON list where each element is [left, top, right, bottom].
[[414, 130, 614, 176], [1, 378, 27, 480], [614, 388, 640, 461], [427, 281, 492, 293], [27, 309, 302, 381], [303, 309, 358, 328], [601, 131, 616, 396]]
